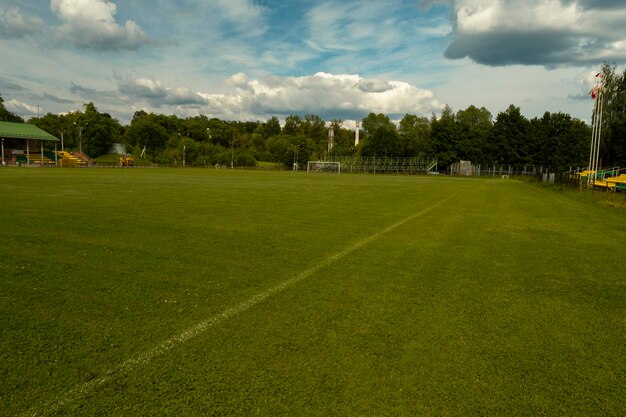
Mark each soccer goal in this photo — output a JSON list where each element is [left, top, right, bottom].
[[307, 161, 341, 174]]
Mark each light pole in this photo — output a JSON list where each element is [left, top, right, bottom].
[[1, 138, 4, 166], [73, 122, 86, 154], [59, 130, 64, 152], [183, 145, 186, 167]]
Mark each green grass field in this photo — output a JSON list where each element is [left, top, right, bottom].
[[1, 168, 625, 416]]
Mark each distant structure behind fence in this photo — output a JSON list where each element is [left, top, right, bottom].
[[449, 160, 597, 189]]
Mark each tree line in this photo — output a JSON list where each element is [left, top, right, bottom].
[[3, 64, 625, 171]]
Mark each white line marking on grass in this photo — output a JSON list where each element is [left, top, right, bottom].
[[23, 192, 459, 417]]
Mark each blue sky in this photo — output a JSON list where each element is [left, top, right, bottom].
[[1, 0, 625, 126]]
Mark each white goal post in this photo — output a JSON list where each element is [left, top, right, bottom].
[[307, 161, 341, 173]]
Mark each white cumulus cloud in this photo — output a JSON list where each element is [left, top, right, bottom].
[[111, 72, 442, 123], [205, 72, 442, 120], [6, 99, 39, 116], [50, 0, 149, 51]]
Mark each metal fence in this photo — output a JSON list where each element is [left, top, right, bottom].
[[322, 156, 438, 174], [450, 163, 555, 177]]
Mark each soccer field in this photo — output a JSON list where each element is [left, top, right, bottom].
[[1, 168, 625, 416]]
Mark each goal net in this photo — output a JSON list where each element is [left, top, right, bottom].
[[307, 161, 341, 174]]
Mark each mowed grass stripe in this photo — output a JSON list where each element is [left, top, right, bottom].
[[22, 181, 461, 417]]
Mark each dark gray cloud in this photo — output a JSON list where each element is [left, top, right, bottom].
[[118, 77, 206, 107], [446, 31, 589, 66], [357, 79, 392, 93], [444, 0, 626, 67], [0, 76, 26, 92], [118, 78, 166, 99], [42, 92, 76, 104], [69, 82, 120, 101], [70, 82, 104, 98], [163, 87, 207, 106]]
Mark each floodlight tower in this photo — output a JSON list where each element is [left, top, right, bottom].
[[355, 121, 360, 146]]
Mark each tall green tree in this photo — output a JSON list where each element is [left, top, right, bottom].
[[429, 105, 459, 169], [360, 113, 401, 157], [361, 125, 402, 157], [598, 63, 626, 166], [124, 112, 169, 156], [328, 119, 355, 156], [398, 113, 431, 157], [182, 115, 211, 142], [283, 115, 301, 136], [456, 105, 492, 163], [259, 116, 281, 140], [80, 102, 121, 156], [361, 112, 395, 136], [30, 102, 121, 156], [489, 105, 532, 164], [206, 118, 234, 147], [29, 113, 62, 140], [265, 134, 312, 167], [301, 114, 326, 144], [529, 112, 590, 170]]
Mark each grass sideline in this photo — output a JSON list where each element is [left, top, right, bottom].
[[1, 168, 625, 416]]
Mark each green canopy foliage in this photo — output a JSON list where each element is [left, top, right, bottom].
[[599, 63, 626, 166]]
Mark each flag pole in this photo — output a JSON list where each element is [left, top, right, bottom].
[[588, 94, 596, 187], [588, 73, 604, 188]]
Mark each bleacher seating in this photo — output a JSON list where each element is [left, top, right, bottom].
[[575, 170, 595, 177], [30, 154, 55, 165], [72, 151, 92, 166], [57, 151, 85, 166], [13, 153, 54, 165], [606, 174, 626, 188], [577, 167, 625, 190]]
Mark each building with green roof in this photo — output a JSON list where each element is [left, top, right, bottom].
[[0, 121, 60, 166]]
